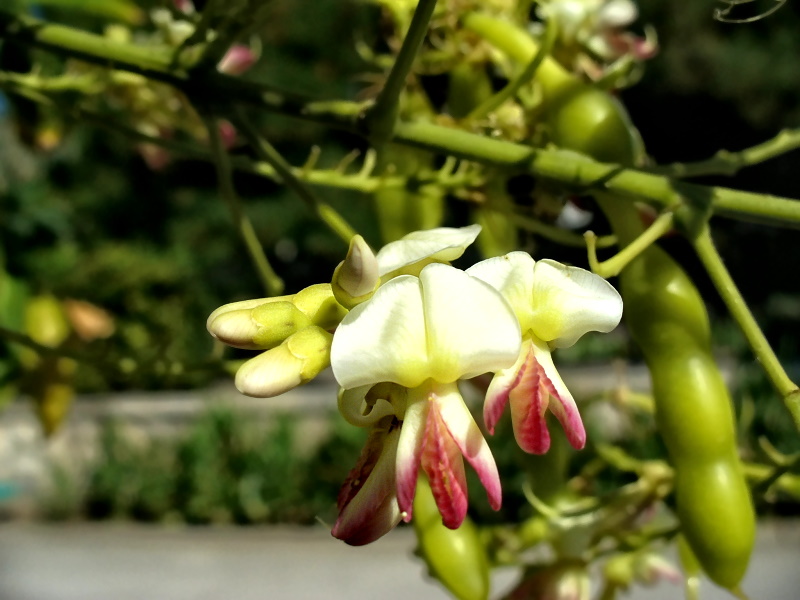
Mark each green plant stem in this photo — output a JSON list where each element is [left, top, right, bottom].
[[364, 0, 438, 142], [693, 228, 800, 429], [585, 212, 674, 278], [743, 462, 800, 499], [0, 10, 176, 78], [461, 11, 577, 99], [2, 10, 800, 227], [231, 108, 357, 245], [9, 97, 484, 198], [391, 121, 800, 226], [510, 213, 617, 249], [650, 128, 800, 178], [467, 16, 557, 121], [202, 113, 284, 296]]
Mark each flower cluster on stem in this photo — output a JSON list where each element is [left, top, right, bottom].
[[207, 225, 622, 545]]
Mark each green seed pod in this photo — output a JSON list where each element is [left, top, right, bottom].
[[413, 476, 491, 600], [544, 82, 754, 589]]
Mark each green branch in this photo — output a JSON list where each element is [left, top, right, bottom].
[[202, 113, 284, 296], [649, 129, 800, 179], [467, 16, 557, 121], [585, 211, 675, 278], [511, 213, 617, 249], [364, 0, 438, 143], [2, 9, 800, 228], [231, 108, 358, 245], [693, 228, 800, 429]]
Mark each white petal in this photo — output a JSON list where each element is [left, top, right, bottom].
[[234, 346, 301, 398], [331, 275, 429, 389], [337, 384, 406, 427], [466, 251, 536, 332], [376, 224, 481, 277], [420, 263, 521, 383], [530, 259, 623, 348], [337, 385, 397, 427], [206, 296, 280, 331]]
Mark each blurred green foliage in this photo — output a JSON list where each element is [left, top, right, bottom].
[[66, 407, 367, 525]]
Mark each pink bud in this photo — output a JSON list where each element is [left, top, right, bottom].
[[173, 0, 195, 14], [217, 45, 257, 76], [218, 120, 238, 149]]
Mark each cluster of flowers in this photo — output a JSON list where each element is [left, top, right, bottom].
[[207, 226, 622, 545]]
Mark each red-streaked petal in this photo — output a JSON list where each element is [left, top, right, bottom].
[[483, 349, 528, 434], [421, 399, 468, 529], [531, 337, 586, 450], [395, 396, 428, 521], [508, 341, 552, 455], [332, 426, 402, 546], [437, 383, 502, 511]]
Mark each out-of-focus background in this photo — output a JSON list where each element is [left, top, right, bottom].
[[1, 1, 800, 599]]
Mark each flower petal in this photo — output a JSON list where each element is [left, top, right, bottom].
[[395, 395, 428, 521], [530, 259, 623, 348], [507, 339, 552, 454], [331, 275, 429, 389], [206, 296, 284, 342], [420, 263, 521, 383], [466, 251, 536, 332], [376, 224, 481, 278], [332, 425, 403, 546], [234, 345, 303, 398], [530, 336, 586, 450], [484, 349, 527, 435], [421, 398, 469, 529], [437, 383, 502, 511], [337, 385, 398, 427]]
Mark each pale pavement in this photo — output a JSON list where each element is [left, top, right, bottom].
[[0, 521, 798, 600]]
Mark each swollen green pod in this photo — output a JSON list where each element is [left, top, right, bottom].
[[545, 83, 755, 589], [413, 476, 491, 600]]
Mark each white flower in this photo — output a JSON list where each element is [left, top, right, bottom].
[[330, 262, 520, 544], [467, 252, 622, 454]]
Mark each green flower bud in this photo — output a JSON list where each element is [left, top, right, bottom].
[[331, 235, 380, 309], [251, 302, 313, 346], [208, 301, 311, 350], [234, 325, 333, 398], [292, 284, 348, 329]]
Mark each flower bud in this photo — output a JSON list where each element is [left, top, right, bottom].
[[291, 284, 348, 329], [25, 295, 70, 348], [217, 45, 258, 76], [633, 552, 681, 586], [603, 550, 680, 590], [208, 301, 312, 350], [173, 0, 195, 14], [506, 562, 590, 600], [331, 235, 380, 309], [234, 326, 333, 397], [22, 295, 70, 369]]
